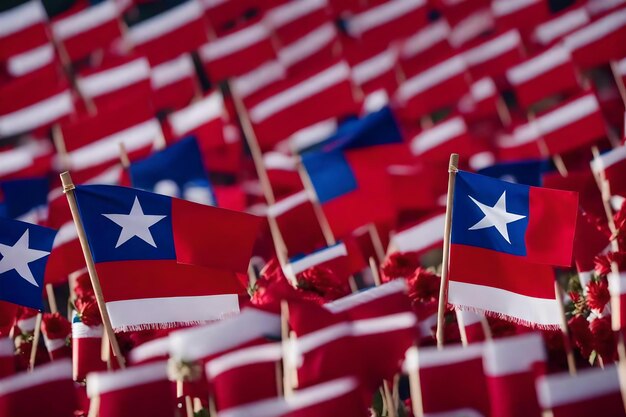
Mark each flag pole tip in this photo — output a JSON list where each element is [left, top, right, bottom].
[[449, 153, 459, 168], [60, 171, 75, 192]]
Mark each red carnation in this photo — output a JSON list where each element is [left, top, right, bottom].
[[407, 268, 440, 304], [568, 315, 593, 359], [614, 200, 626, 236], [41, 312, 71, 340], [594, 251, 626, 277], [590, 316, 617, 363], [586, 280, 610, 311], [297, 266, 350, 301], [75, 298, 102, 327], [381, 252, 420, 282], [488, 317, 518, 339], [74, 272, 94, 299]]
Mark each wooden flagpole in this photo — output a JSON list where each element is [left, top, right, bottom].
[[368, 223, 386, 263], [45, 284, 58, 314], [28, 313, 42, 371], [369, 257, 382, 287], [406, 345, 424, 417], [554, 279, 576, 375], [280, 300, 296, 397], [228, 81, 290, 266], [60, 171, 126, 368], [436, 153, 459, 349]]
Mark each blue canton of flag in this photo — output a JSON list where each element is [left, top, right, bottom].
[[129, 136, 216, 206], [452, 171, 530, 257], [0, 217, 56, 310], [0, 177, 49, 221], [74, 185, 175, 263], [477, 159, 548, 187]]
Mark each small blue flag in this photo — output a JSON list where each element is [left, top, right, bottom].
[[0, 217, 56, 310]]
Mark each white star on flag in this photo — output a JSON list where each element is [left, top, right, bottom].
[[468, 191, 526, 244], [103, 197, 167, 248], [0, 229, 50, 287]]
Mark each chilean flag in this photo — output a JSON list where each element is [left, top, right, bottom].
[[72, 184, 262, 331], [448, 171, 578, 328]]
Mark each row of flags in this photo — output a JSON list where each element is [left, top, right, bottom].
[[0, 0, 626, 415]]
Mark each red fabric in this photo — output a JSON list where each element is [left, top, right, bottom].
[[245, 62, 360, 151], [488, 371, 542, 417], [152, 74, 197, 112], [552, 392, 626, 417], [0, 66, 68, 115], [273, 194, 327, 257], [568, 10, 626, 70], [55, 13, 122, 61], [419, 348, 490, 416], [0, 361, 77, 417], [526, 185, 578, 267], [0, 23, 49, 61], [494, 0, 550, 39], [171, 198, 262, 273], [510, 52, 580, 109], [465, 31, 525, 81], [98, 380, 175, 417], [398, 24, 454, 77], [73, 335, 106, 381], [572, 209, 610, 272], [201, 21, 277, 82], [450, 244, 556, 299], [322, 147, 397, 238]]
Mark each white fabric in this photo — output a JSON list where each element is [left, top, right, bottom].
[[128, 0, 202, 45], [410, 117, 467, 155], [352, 49, 397, 86], [168, 92, 223, 136], [483, 333, 545, 376], [265, 0, 327, 29], [283, 243, 347, 276], [404, 343, 484, 371], [536, 365, 620, 407], [616, 56, 626, 76], [52, 0, 119, 40], [78, 58, 150, 98], [263, 152, 297, 172], [0, 91, 73, 136], [400, 21, 450, 59], [389, 214, 445, 253], [151, 54, 195, 89], [492, 0, 540, 17], [586, 0, 625, 16], [449, 9, 494, 48], [590, 144, 626, 172], [564, 8, 626, 51], [279, 23, 336, 69], [206, 343, 282, 378], [533, 8, 590, 46], [44, 337, 67, 352], [448, 281, 561, 327], [66, 120, 161, 170], [107, 295, 239, 330], [470, 77, 496, 101], [199, 22, 269, 62], [347, 0, 426, 36], [129, 337, 169, 363], [325, 279, 407, 313], [534, 93, 600, 135], [218, 377, 357, 417], [87, 360, 168, 397], [0, 337, 14, 357], [72, 319, 104, 339], [0, 1, 47, 38], [288, 119, 337, 152], [249, 62, 351, 123], [267, 191, 309, 218], [463, 30, 521, 66], [608, 272, 626, 296], [0, 359, 71, 394], [232, 61, 286, 98], [7, 44, 54, 77], [506, 47, 571, 85], [396, 56, 466, 102], [169, 308, 281, 361]]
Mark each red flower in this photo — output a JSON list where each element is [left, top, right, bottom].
[[407, 268, 440, 304], [614, 200, 626, 236], [75, 298, 102, 327], [381, 252, 420, 282], [41, 312, 71, 340], [568, 315, 593, 359], [594, 252, 626, 277], [590, 316, 617, 363], [74, 271, 94, 299], [297, 266, 350, 301], [488, 317, 518, 339], [586, 280, 610, 311]]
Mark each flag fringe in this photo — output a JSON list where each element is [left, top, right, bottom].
[[112, 320, 213, 333], [452, 305, 561, 331]]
